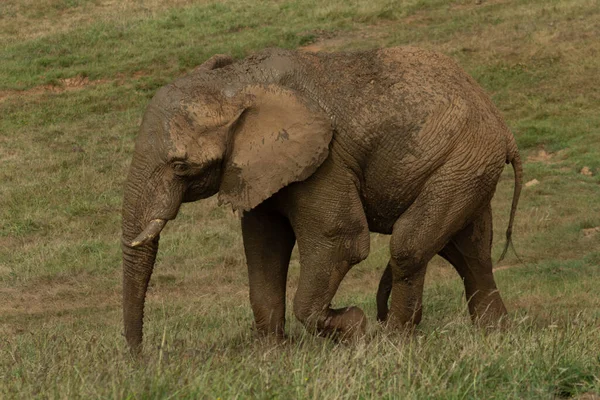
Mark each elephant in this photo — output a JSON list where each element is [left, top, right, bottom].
[[121, 47, 522, 353]]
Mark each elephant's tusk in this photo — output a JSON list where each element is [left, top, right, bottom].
[[130, 219, 168, 247]]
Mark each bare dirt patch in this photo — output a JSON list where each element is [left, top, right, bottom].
[[0, 276, 119, 322], [0, 75, 109, 103], [580, 166, 594, 176], [525, 179, 540, 188], [299, 30, 363, 53], [528, 149, 553, 163], [0, 72, 154, 103], [59, 75, 93, 88], [450, 0, 510, 11], [527, 148, 570, 164], [299, 26, 389, 53], [575, 393, 600, 400], [582, 227, 600, 238], [402, 13, 433, 27]]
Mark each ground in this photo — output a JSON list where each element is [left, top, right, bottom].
[[1, 0, 599, 398]]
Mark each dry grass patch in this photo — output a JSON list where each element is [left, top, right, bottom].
[[0, 0, 207, 43]]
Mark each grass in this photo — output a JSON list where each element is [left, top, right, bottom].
[[1, 0, 600, 398]]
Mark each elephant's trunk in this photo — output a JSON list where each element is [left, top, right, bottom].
[[121, 155, 173, 354], [122, 238, 158, 353]]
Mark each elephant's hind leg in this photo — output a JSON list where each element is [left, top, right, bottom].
[[439, 204, 507, 326], [386, 169, 497, 330], [242, 202, 296, 338]]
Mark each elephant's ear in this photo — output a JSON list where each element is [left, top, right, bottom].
[[218, 85, 333, 211]]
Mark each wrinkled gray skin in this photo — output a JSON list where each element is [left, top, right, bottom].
[[122, 48, 522, 352]]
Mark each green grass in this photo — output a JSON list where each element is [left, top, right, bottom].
[[1, 0, 600, 398]]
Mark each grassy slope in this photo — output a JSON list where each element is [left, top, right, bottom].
[[1, 0, 599, 398]]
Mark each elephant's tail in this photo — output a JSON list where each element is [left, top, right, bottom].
[[499, 138, 523, 262]]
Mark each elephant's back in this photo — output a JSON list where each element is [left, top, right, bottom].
[[375, 47, 493, 115], [296, 47, 495, 146]]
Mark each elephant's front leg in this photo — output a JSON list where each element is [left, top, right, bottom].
[[293, 251, 368, 340], [288, 188, 371, 340], [242, 203, 295, 338]]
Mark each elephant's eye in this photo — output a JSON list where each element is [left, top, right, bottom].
[[172, 162, 190, 174]]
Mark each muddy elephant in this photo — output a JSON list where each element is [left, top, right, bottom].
[[121, 47, 522, 352]]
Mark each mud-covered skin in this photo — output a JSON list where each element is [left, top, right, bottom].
[[121, 47, 522, 352]]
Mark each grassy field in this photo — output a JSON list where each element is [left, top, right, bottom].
[[1, 0, 600, 398]]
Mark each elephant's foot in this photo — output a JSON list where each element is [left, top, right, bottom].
[[318, 306, 367, 341], [252, 320, 286, 341], [384, 308, 422, 333], [385, 264, 426, 331], [469, 291, 508, 329], [377, 308, 389, 324]]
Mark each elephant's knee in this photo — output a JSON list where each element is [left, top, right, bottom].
[[390, 245, 429, 277]]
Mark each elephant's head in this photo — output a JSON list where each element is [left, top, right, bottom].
[[121, 61, 333, 352]]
